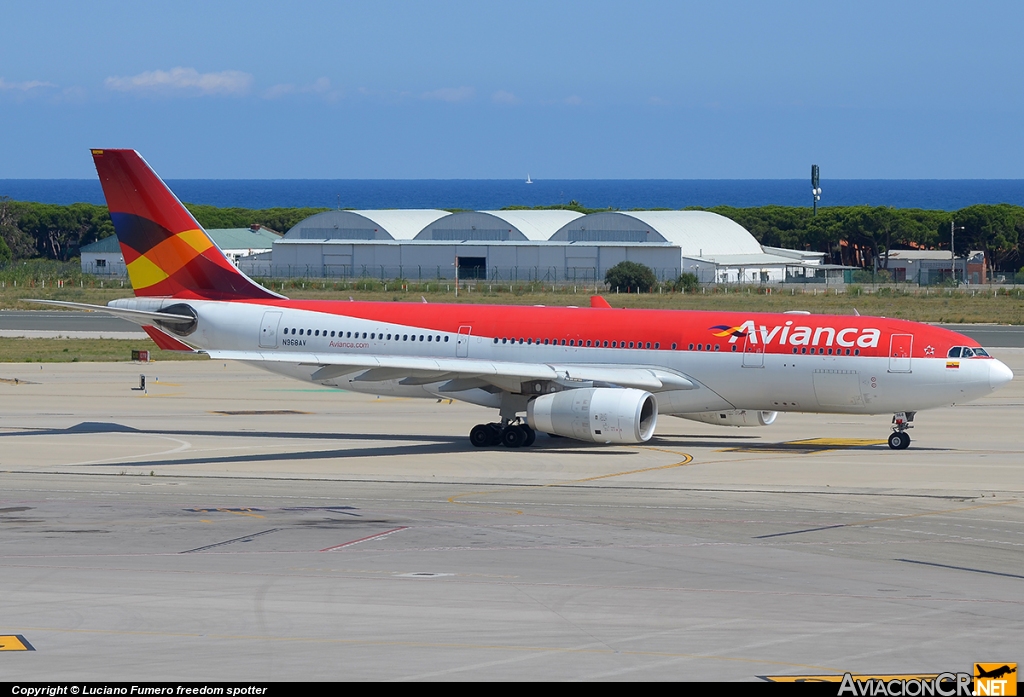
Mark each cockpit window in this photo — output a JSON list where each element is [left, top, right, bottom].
[[947, 347, 962, 358], [973, 347, 990, 357], [961, 347, 975, 358]]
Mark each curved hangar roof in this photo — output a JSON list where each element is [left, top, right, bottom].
[[550, 210, 762, 256], [415, 210, 583, 241], [284, 209, 451, 241]]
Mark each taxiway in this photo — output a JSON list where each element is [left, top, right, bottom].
[[0, 353, 1021, 680]]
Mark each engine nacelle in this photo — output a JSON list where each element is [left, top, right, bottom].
[[527, 388, 658, 443], [674, 410, 778, 427]]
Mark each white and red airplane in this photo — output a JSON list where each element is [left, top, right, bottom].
[[38, 150, 1014, 450]]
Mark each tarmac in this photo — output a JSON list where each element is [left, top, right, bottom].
[[0, 351, 1022, 681]]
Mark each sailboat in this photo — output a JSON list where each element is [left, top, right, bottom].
[[525, 174, 533, 184]]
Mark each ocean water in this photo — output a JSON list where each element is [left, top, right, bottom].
[[3, 178, 1024, 211]]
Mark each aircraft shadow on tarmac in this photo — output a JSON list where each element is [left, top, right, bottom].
[[1, 421, 945, 469], [0, 420, 651, 467]]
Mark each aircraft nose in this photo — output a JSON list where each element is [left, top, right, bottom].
[[990, 360, 1014, 390]]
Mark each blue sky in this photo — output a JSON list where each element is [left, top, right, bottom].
[[1, 0, 1022, 179]]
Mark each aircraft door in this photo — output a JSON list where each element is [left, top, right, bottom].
[[457, 325, 472, 357], [741, 334, 764, 368], [888, 334, 913, 373], [259, 311, 282, 348]]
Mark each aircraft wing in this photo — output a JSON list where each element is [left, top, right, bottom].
[[204, 350, 697, 393]]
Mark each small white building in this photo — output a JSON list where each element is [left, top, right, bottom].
[[882, 249, 985, 285]]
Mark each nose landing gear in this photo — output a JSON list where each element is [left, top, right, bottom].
[[888, 411, 915, 450], [470, 419, 536, 448]]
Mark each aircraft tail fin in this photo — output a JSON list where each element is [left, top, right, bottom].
[[90, 149, 281, 300]]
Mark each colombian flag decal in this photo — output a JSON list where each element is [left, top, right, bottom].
[[946, 361, 960, 369]]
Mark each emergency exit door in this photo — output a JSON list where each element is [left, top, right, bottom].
[[888, 334, 913, 373]]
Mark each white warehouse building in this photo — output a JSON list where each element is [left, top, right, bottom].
[[240, 209, 845, 284]]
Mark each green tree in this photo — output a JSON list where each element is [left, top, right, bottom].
[[948, 204, 1022, 273], [0, 197, 38, 260], [670, 272, 699, 293], [185, 204, 333, 233], [605, 261, 656, 292]]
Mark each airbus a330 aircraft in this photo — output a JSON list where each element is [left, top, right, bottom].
[[38, 149, 1014, 450]]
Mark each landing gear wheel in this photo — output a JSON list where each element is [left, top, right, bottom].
[[502, 425, 527, 448], [470, 424, 493, 448], [522, 425, 536, 447], [486, 423, 503, 446], [888, 432, 911, 450]]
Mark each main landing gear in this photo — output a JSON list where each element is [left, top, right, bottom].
[[470, 419, 536, 448], [888, 411, 915, 450]]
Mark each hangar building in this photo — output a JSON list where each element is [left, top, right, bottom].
[[241, 209, 844, 284]]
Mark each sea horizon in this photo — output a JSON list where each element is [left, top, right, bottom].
[[3, 178, 1024, 212]]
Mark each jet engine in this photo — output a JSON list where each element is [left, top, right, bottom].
[[673, 410, 778, 427], [527, 388, 658, 443]]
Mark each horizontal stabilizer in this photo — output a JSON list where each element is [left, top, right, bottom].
[[25, 299, 195, 325]]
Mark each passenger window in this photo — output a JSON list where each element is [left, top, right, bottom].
[[629, 342, 635, 348], [655, 342, 660, 349], [688, 343, 694, 350], [444, 336, 449, 342]]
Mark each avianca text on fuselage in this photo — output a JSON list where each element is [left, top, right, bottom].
[[717, 320, 882, 349]]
